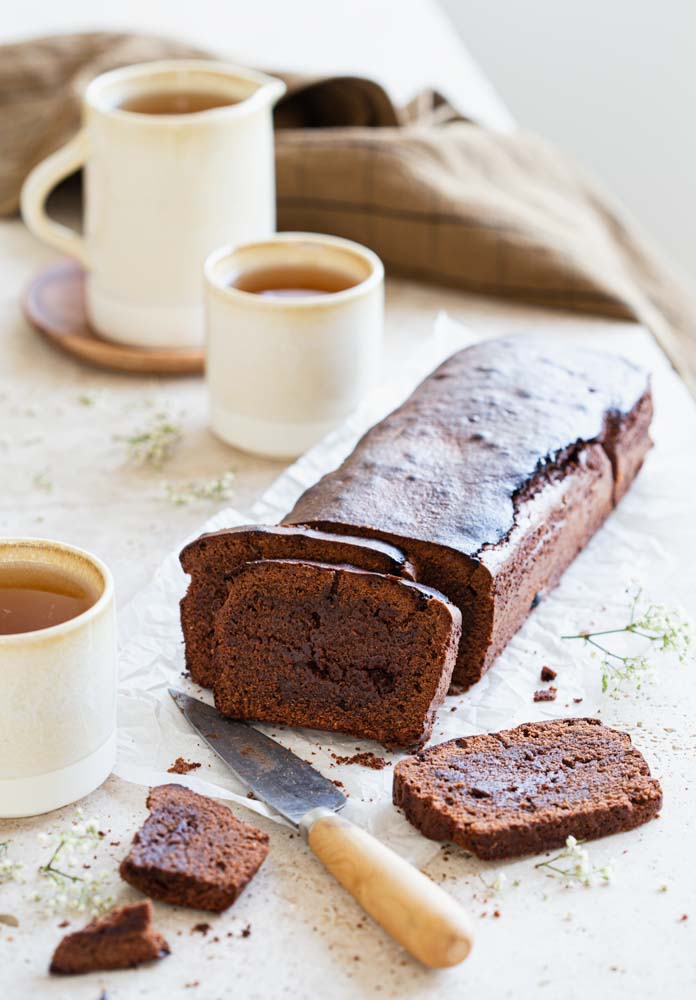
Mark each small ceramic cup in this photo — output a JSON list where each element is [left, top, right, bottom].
[[20, 60, 286, 348], [0, 539, 117, 818], [204, 233, 384, 458]]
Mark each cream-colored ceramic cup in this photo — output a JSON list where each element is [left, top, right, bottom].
[[0, 540, 116, 818], [204, 233, 384, 459], [20, 60, 286, 349]]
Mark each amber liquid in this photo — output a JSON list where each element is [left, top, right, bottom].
[[118, 90, 238, 115], [0, 562, 98, 635], [231, 265, 358, 299]]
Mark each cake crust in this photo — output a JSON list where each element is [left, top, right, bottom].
[[393, 718, 662, 859], [120, 784, 269, 912], [213, 559, 461, 749]]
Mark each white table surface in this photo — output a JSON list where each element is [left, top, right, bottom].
[[1, 4, 694, 999]]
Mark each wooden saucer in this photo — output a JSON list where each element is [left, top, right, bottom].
[[22, 260, 204, 375]]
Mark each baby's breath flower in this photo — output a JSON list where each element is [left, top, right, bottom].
[[35, 809, 113, 917], [535, 836, 614, 888], [0, 843, 22, 883], [478, 871, 507, 895], [162, 469, 236, 507], [120, 410, 184, 468], [562, 587, 693, 695]]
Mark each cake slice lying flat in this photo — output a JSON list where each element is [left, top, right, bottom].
[[213, 559, 461, 749], [50, 900, 169, 975], [180, 524, 415, 687], [393, 718, 662, 859], [120, 785, 269, 912]]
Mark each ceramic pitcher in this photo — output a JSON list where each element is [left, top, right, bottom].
[[21, 60, 286, 348]]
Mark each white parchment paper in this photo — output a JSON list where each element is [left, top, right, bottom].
[[115, 314, 696, 867]]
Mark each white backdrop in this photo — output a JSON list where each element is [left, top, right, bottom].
[[442, 0, 696, 286]]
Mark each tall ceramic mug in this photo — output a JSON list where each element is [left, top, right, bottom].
[[0, 539, 116, 817], [20, 61, 286, 348], [205, 233, 384, 459]]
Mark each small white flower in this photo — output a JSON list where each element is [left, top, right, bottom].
[[536, 837, 614, 889]]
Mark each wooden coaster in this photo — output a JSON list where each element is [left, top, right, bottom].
[[22, 259, 204, 375]]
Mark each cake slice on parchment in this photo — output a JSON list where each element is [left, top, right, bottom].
[[50, 900, 169, 975], [120, 784, 269, 912], [213, 558, 461, 749], [393, 718, 662, 859]]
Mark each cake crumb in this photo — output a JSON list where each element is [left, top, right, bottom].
[[241, 924, 251, 938], [168, 757, 202, 775], [540, 666, 557, 682], [331, 751, 389, 770], [191, 923, 211, 936], [573, 698, 583, 704], [534, 687, 557, 702]]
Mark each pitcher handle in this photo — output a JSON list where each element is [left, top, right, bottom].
[[20, 129, 90, 269]]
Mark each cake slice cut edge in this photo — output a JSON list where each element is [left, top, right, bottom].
[[393, 718, 662, 859], [213, 558, 462, 749], [180, 523, 416, 688]]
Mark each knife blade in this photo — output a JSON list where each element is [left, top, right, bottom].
[[169, 687, 473, 969], [168, 688, 345, 824]]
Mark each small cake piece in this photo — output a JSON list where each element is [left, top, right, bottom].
[[49, 900, 169, 975], [213, 559, 461, 749], [120, 785, 269, 912], [180, 524, 416, 687], [393, 718, 662, 859]]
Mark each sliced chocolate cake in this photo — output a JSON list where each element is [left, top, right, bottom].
[[180, 524, 415, 687], [285, 336, 652, 690], [393, 718, 662, 859], [120, 784, 269, 912], [213, 559, 461, 748], [50, 900, 169, 975]]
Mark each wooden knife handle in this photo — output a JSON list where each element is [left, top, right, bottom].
[[301, 808, 474, 968]]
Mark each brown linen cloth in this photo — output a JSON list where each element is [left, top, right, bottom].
[[2, 32, 695, 393]]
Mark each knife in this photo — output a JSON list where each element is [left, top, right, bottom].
[[169, 688, 473, 968]]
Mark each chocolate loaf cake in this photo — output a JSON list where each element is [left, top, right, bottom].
[[285, 337, 652, 690], [181, 524, 415, 687], [120, 784, 269, 912], [213, 559, 461, 748], [50, 901, 169, 975], [393, 719, 662, 859]]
